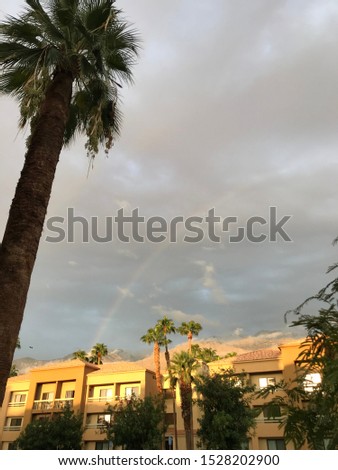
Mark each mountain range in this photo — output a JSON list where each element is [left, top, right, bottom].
[[12, 330, 303, 375]]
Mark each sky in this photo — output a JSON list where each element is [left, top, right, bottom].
[[1, 0, 338, 360]]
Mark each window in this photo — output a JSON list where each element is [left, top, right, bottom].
[[9, 393, 26, 406], [259, 377, 276, 389], [10, 418, 22, 427], [65, 390, 75, 399], [95, 441, 112, 450], [165, 413, 175, 426], [263, 405, 281, 421], [303, 373, 321, 392], [5, 417, 23, 430], [99, 388, 113, 400], [163, 389, 176, 399], [165, 435, 174, 450], [42, 392, 54, 401], [97, 414, 111, 426], [125, 386, 139, 398], [267, 439, 286, 450]]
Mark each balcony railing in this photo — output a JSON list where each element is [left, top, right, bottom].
[[8, 401, 26, 408], [87, 396, 115, 403], [33, 398, 74, 411], [85, 423, 107, 430], [3, 425, 22, 431]]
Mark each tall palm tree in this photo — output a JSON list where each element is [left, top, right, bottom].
[[169, 351, 198, 450], [156, 316, 178, 449], [0, 0, 139, 405], [90, 342, 108, 365], [156, 316, 176, 369], [178, 321, 202, 352], [141, 326, 165, 393]]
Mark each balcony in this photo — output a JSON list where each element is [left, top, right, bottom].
[[3, 425, 22, 431], [33, 398, 74, 411]]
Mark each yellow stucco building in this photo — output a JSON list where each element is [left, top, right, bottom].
[[0, 339, 311, 450]]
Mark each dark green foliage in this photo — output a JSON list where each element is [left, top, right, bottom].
[[286, 254, 338, 449], [258, 252, 338, 449], [195, 371, 257, 450], [103, 395, 166, 450], [14, 404, 83, 449], [191, 344, 220, 363], [9, 365, 19, 377]]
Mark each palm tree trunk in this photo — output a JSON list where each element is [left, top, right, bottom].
[[154, 341, 162, 393], [165, 344, 178, 450], [180, 382, 193, 450], [0, 70, 73, 405], [188, 331, 193, 351]]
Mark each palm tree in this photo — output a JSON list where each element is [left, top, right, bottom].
[[90, 343, 108, 365], [156, 316, 176, 370], [0, 0, 139, 405], [178, 321, 202, 351], [141, 326, 165, 393], [156, 316, 178, 449], [72, 349, 88, 361], [191, 344, 220, 363], [169, 351, 198, 450]]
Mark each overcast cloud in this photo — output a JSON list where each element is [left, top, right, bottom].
[[1, 0, 338, 359]]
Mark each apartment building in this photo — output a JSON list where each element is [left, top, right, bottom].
[[0, 339, 311, 450], [208, 339, 314, 450], [0, 359, 158, 450]]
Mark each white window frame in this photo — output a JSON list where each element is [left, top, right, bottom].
[[259, 377, 276, 389], [99, 388, 113, 400], [125, 386, 139, 399], [303, 372, 321, 392]]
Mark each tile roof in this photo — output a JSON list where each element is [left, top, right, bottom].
[[234, 348, 281, 363], [31, 359, 99, 371], [89, 361, 155, 375]]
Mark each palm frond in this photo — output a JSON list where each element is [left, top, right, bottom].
[[0, 0, 140, 157], [25, 0, 65, 42], [0, 16, 42, 47]]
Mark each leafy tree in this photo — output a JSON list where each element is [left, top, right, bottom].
[[0, 0, 140, 405], [103, 395, 166, 450], [14, 403, 83, 449], [9, 364, 19, 377], [195, 370, 257, 450], [178, 321, 202, 351], [10, 337, 22, 377], [169, 350, 199, 450], [141, 326, 165, 393]]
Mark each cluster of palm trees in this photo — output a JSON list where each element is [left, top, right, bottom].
[[73, 343, 108, 365], [141, 318, 217, 450]]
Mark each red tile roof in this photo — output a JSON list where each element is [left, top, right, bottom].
[[234, 348, 280, 363]]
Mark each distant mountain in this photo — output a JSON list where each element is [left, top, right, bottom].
[[13, 348, 146, 375], [12, 331, 302, 375]]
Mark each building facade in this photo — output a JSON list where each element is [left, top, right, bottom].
[[0, 340, 311, 450]]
